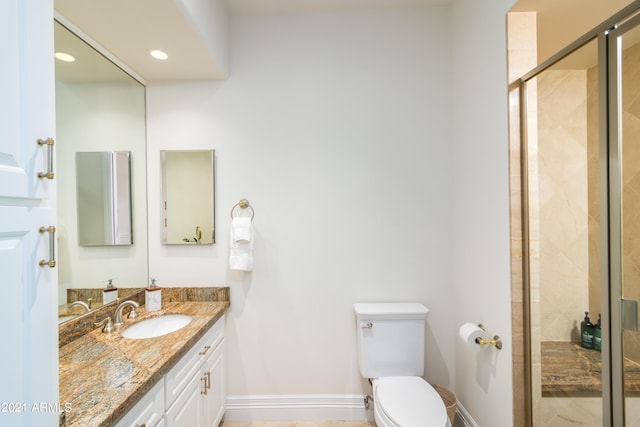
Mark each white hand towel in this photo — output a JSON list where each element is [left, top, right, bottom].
[[230, 218, 253, 271], [231, 217, 252, 242]]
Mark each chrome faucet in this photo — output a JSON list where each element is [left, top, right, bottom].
[[69, 300, 91, 313], [113, 300, 139, 327]]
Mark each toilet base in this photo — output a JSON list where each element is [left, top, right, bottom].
[[371, 377, 451, 427], [373, 404, 451, 427]]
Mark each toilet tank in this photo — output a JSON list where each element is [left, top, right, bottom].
[[354, 303, 429, 379]]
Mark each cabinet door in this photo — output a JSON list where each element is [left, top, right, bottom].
[[114, 380, 164, 427], [165, 316, 224, 408], [165, 372, 204, 427], [0, 0, 55, 199], [0, 207, 57, 426], [202, 340, 225, 427]]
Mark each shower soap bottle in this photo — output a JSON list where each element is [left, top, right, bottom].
[[145, 278, 162, 312], [594, 314, 602, 352], [102, 278, 118, 305], [581, 311, 594, 349]]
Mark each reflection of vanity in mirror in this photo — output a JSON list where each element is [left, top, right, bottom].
[[54, 20, 148, 322], [161, 150, 216, 245]]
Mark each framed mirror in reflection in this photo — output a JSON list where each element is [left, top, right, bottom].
[[76, 151, 132, 246], [161, 150, 215, 245], [55, 20, 148, 322]]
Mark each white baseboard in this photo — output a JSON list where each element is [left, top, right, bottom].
[[224, 394, 478, 426], [224, 394, 374, 422]]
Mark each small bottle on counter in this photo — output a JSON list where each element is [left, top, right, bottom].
[[594, 313, 602, 352], [145, 277, 162, 312], [581, 311, 594, 349]]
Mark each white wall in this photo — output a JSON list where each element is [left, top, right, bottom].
[[147, 1, 521, 423], [450, 0, 516, 426], [147, 5, 458, 404]]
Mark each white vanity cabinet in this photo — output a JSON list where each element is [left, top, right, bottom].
[[165, 315, 225, 427], [114, 314, 225, 427], [114, 379, 165, 427]]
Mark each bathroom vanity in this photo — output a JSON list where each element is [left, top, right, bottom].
[[59, 299, 228, 427]]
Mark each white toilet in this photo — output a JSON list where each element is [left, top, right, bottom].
[[354, 302, 450, 427]]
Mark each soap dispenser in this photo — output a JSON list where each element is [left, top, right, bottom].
[[594, 314, 602, 352], [102, 278, 119, 305], [145, 277, 162, 312], [581, 311, 594, 349]]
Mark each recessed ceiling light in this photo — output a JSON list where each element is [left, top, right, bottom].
[[55, 52, 76, 62], [149, 50, 168, 60]]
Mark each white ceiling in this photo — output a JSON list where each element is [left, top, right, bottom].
[[54, 0, 450, 84], [53, 0, 634, 84], [55, 0, 228, 83], [225, 0, 449, 15]]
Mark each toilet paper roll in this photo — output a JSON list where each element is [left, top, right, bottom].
[[459, 323, 488, 352]]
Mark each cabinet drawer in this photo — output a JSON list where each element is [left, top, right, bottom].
[[114, 379, 164, 427], [165, 315, 225, 408]]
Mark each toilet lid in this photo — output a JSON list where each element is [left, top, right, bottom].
[[374, 376, 448, 427]]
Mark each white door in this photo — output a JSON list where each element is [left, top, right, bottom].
[[0, 0, 58, 425], [0, 207, 58, 425], [0, 0, 55, 200]]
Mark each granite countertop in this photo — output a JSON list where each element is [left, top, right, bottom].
[[59, 301, 229, 427], [541, 341, 640, 395]]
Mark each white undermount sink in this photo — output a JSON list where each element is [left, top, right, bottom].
[[121, 314, 192, 339]]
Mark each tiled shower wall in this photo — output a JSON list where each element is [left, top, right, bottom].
[[537, 69, 589, 343]]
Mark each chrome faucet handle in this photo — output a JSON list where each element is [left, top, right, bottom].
[[113, 300, 140, 327], [94, 317, 114, 333], [127, 306, 139, 320]]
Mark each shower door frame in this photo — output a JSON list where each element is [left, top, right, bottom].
[[515, 2, 640, 426], [606, 11, 640, 426]]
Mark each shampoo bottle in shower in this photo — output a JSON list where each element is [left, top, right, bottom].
[[581, 311, 594, 349], [594, 314, 602, 352]]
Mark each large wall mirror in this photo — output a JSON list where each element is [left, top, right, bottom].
[[161, 150, 215, 245], [55, 20, 148, 321]]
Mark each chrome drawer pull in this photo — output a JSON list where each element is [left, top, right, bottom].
[[38, 226, 56, 268], [37, 138, 55, 180], [200, 375, 208, 395]]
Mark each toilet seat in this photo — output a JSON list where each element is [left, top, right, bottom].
[[373, 376, 449, 427]]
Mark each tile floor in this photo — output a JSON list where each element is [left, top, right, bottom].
[[220, 422, 375, 427]]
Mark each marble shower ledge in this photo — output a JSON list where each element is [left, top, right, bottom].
[[59, 300, 229, 427], [541, 341, 640, 395]]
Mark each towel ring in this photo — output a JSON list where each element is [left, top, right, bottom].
[[230, 198, 254, 221]]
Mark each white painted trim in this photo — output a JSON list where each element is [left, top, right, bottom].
[[223, 394, 374, 422], [455, 401, 479, 427], [224, 393, 479, 426]]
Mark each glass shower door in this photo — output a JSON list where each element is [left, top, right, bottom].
[[609, 14, 640, 426], [523, 37, 604, 427]]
